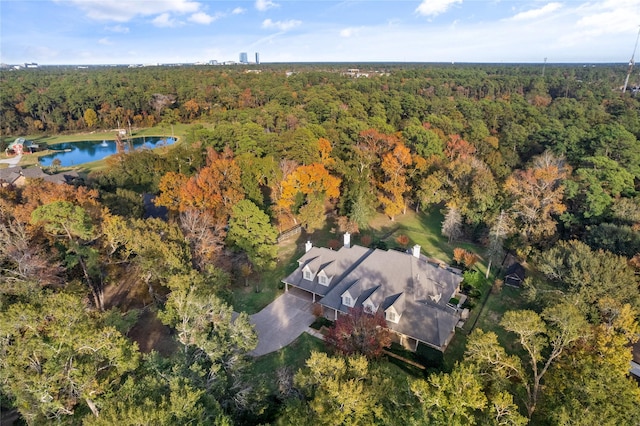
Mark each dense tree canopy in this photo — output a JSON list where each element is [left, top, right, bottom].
[[2, 63, 640, 424]]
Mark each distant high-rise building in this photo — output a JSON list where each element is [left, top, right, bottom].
[[239, 52, 248, 64], [255, 52, 260, 64]]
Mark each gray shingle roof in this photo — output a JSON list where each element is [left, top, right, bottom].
[[21, 167, 48, 179], [0, 166, 22, 185], [284, 243, 464, 350], [0, 166, 80, 186], [282, 244, 372, 297]]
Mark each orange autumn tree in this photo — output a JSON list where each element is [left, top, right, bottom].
[[156, 172, 189, 213], [17, 180, 102, 225], [277, 163, 341, 230], [156, 148, 244, 222], [379, 142, 412, 220]]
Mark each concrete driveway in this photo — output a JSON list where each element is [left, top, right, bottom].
[[249, 291, 315, 357], [0, 154, 22, 166]]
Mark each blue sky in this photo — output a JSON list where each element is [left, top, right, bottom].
[[1, 1, 639, 64]]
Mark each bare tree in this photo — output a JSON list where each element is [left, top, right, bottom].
[[485, 210, 511, 278], [179, 209, 226, 269], [442, 205, 463, 243], [0, 220, 63, 291]]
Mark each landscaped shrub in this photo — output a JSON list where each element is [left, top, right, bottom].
[[375, 240, 388, 250], [463, 270, 483, 289], [453, 247, 479, 269], [360, 234, 373, 247], [469, 288, 482, 298], [327, 239, 341, 250], [312, 303, 324, 318], [310, 316, 333, 330], [492, 279, 504, 294], [462, 299, 476, 309], [462, 251, 479, 269], [396, 234, 410, 247], [453, 247, 466, 266]]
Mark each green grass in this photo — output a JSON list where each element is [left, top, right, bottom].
[[473, 285, 530, 351], [248, 332, 326, 393], [231, 240, 301, 314], [442, 283, 531, 371], [366, 209, 485, 269]]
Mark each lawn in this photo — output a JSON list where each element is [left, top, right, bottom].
[[248, 332, 326, 394], [231, 238, 302, 314], [364, 209, 486, 270]]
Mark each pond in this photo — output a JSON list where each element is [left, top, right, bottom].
[[38, 136, 176, 167]]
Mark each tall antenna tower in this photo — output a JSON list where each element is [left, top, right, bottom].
[[622, 26, 640, 94]]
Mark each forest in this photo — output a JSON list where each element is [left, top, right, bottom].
[[1, 63, 639, 425]]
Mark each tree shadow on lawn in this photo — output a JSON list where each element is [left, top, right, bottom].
[[231, 233, 302, 314]]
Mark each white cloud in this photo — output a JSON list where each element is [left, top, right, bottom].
[[340, 27, 361, 38], [509, 3, 562, 21], [98, 37, 113, 46], [189, 12, 217, 24], [255, 0, 279, 12], [415, 0, 462, 17], [262, 18, 301, 31], [106, 24, 129, 33], [62, 0, 201, 22], [575, 0, 640, 34], [232, 7, 246, 15], [152, 13, 178, 28]]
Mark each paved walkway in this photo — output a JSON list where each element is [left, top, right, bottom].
[[248, 291, 316, 357]]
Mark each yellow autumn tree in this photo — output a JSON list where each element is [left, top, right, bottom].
[[277, 163, 341, 229], [379, 142, 412, 220]]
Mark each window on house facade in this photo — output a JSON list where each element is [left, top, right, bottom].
[[303, 270, 312, 281], [343, 296, 352, 307], [364, 303, 374, 313], [318, 275, 328, 285], [386, 310, 396, 322]]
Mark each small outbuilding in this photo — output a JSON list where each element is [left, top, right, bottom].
[[504, 262, 526, 288]]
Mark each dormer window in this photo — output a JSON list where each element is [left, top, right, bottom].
[[386, 311, 397, 322], [319, 275, 328, 285], [363, 302, 375, 313], [343, 295, 353, 307], [303, 269, 312, 281]]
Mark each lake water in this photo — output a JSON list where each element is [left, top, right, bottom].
[[38, 136, 176, 167]]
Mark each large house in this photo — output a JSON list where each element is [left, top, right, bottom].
[[0, 166, 79, 187], [282, 233, 465, 352], [6, 137, 39, 155]]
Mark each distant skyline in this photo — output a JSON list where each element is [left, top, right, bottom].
[[1, 1, 640, 65]]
